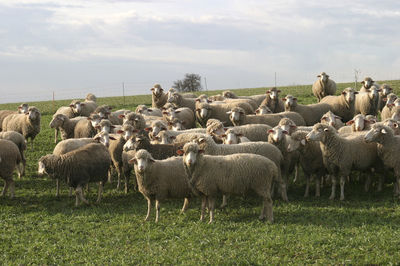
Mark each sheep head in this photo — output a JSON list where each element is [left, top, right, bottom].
[[364, 124, 393, 144], [255, 105, 272, 115], [267, 87, 281, 100], [227, 107, 245, 126], [306, 123, 333, 142], [130, 149, 155, 173], [268, 126, 288, 143], [317, 72, 329, 82], [151, 84, 163, 97], [321, 111, 342, 128], [361, 77, 374, 89]]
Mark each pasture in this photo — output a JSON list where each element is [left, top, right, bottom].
[[1, 81, 400, 264]]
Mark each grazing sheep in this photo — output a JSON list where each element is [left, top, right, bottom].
[[2, 106, 41, 148], [222, 90, 265, 106], [163, 107, 196, 129], [320, 111, 344, 130], [364, 124, 400, 196], [306, 124, 380, 200], [228, 107, 306, 127], [192, 135, 288, 201], [135, 105, 163, 117], [383, 118, 400, 135], [312, 72, 337, 102], [260, 87, 285, 113], [196, 102, 254, 127], [283, 95, 331, 126], [129, 149, 191, 222], [287, 131, 326, 197], [0, 139, 22, 198], [69, 100, 97, 117], [338, 114, 376, 134], [320, 87, 358, 122], [255, 105, 273, 115], [355, 86, 381, 116], [38, 143, 111, 206], [0, 131, 27, 177], [381, 93, 398, 121], [180, 142, 276, 223], [49, 114, 87, 140], [168, 92, 197, 113], [378, 84, 394, 111]]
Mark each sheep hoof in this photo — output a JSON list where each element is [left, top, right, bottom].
[[340, 196, 345, 201], [329, 195, 335, 200]]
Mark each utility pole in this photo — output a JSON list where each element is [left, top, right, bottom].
[[354, 69, 361, 89], [204, 77, 208, 91], [122, 82, 125, 106], [274, 72, 277, 87], [52, 91, 55, 113]]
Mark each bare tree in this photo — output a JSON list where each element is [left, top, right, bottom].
[[172, 73, 203, 92]]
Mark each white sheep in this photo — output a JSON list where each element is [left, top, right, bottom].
[[135, 105, 163, 117], [255, 105, 273, 115], [49, 114, 87, 140], [151, 84, 168, 109], [380, 93, 398, 121], [355, 86, 381, 116], [69, 99, 97, 117], [0, 139, 22, 198], [196, 102, 254, 127], [260, 87, 285, 113], [0, 131, 27, 178], [320, 87, 358, 122], [320, 111, 344, 130], [312, 72, 337, 102], [338, 114, 376, 135], [0, 104, 29, 131], [377, 84, 394, 111], [382, 118, 400, 135], [162, 106, 196, 129]]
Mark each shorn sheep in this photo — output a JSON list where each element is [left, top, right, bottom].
[[320, 87, 358, 122], [312, 72, 337, 102], [306, 123, 380, 200], [179, 142, 276, 223], [0, 139, 22, 198], [2, 106, 41, 148], [129, 149, 191, 222], [260, 87, 285, 113], [364, 124, 400, 197], [38, 143, 111, 206]]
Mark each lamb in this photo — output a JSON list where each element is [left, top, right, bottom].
[[129, 149, 191, 222], [38, 143, 111, 206], [364, 124, 400, 196], [312, 72, 337, 102], [167, 92, 197, 113], [0, 104, 30, 131], [0, 139, 22, 198], [338, 114, 376, 134], [381, 93, 398, 121], [196, 102, 254, 127], [85, 93, 97, 102], [0, 131, 27, 177], [319, 87, 358, 122], [151, 84, 168, 108], [283, 95, 331, 126], [69, 100, 97, 117], [383, 119, 400, 135], [260, 87, 285, 113], [179, 142, 276, 223], [2, 106, 41, 148], [377, 84, 394, 111], [228, 107, 306, 127], [49, 114, 87, 140], [222, 90, 265, 106], [306, 123, 381, 200], [192, 135, 288, 201], [355, 86, 381, 116], [162, 106, 196, 129], [255, 105, 273, 115], [287, 131, 326, 197], [320, 111, 344, 130], [135, 105, 163, 117]]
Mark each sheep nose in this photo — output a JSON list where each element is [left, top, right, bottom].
[[356, 127, 361, 131], [228, 140, 232, 144], [187, 160, 192, 165], [139, 166, 144, 171]]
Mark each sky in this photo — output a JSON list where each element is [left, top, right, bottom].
[[0, 0, 400, 103]]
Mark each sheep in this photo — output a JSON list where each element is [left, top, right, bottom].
[[151, 84, 168, 108], [364, 124, 400, 196], [260, 87, 285, 113], [192, 135, 288, 201], [51, 106, 77, 143], [162, 106, 196, 129], [129, 149, 191, 222], [152, 130, 207, 145], [17, 103, 29, 114], [96, 119, 119, 134], [49, 114, 87, 140], [221, 128, 251, 144], [223, 124, 272, 142], [359, 77, 377, 92], [287, 131, 326, 197], [85, 93, 97, 102], [208, 94, 225, 102], [38, 143, 111, 206], [94, 105, 125, 125], [0, 104, 30, 131], [196, 102, 254, 127], [378, 84, 394, 111], [381, 93, 398, 121], [179, 142, 276, 223], [382, 118, 400, 135], [145, 120, 168, 140], [283, 95, 331, 126], [69, 100, 97, 117], [306, 123, 381, 200], [166, 117, 187, 131], [255, 105, 273, 115], [195, 94, 211, 103], [0, 131, 27, 177], [392, 106, 400, 121], [228, 107, 306, 127], [167, 92, 197, 112], [338, 114, 376, 134], [73, 117, 97, 138], [320, 111, 344, 130], [135, 105, 163, 117], [355, 86, 381, 116], [312, 72, 337, 102], [222, 90, 265, 106], [320, 87, 358, 122], [2, 106, 41, 149], [0, 139, 22, 198], [205, 119, 227, 143], [121, 112, 147, 133]]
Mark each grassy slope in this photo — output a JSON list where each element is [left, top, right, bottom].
[[1, 80, 400, 264]]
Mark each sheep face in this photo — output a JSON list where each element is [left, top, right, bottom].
[[88, 114, 101, 128], [135, 105, 149, 115], [155, 131, 174, 144], [318, 72, 329, 82], [27, 107, 40, 121], [70, 101, 82, 114], [381, 84, 393, 96], [283, 95, 296, 108], [197, 106, 211, 120], [321, 111, 341, 128], [268, 127, 288, 143], [37, 155, 57, 176], [151, 84, 163, 97], [208, 125, 225, 138], [222, 130, 242, 145], [268, 88, 281, 100], [361, 77, 374, 89], [342, 88, 357, 104], [93, 131, 112, 147], [306, 124, 330, 142], [147, 121, 167, 137], [118, 126, 136, 141], [286, 134, 306, 152], [368, 86, 381, 100], [385, 94, 397, 107], [347, 114, 366, 132], [169, 120, 184, 131], [98, 120, 113, 133], [49, 114, 65, 128], [227, 108, 244, 124], [383, 119, 399, 133], [364, 124, 392, 143], [395, 99, 400, 107], [18, 104, 29, 114], [256, 105, 272, 115], [278, 118, 297, 134], [123, 138, 134, 151], [38, 161, 47, 176], [167, 93, 179, 104]]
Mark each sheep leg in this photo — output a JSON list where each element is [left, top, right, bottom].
[[75, 189, 80, 206], [77, 186, 89, 205], [200, 196, 207, 221], [220, 195, 228, 209], [122, 169, 129, 194], [9, 180, 15, 199], [364, 175, 372, 192], [86, 183, 90, 194], [116, 175, 121, 190], [377, 176, 383, 192], [21, 155, 26, 176], [304, 174, 310, 198], [181, 198, 189, 213], [315, 176, 321, 197], [96, 181, 103, 203], [262, 195, 274, 223], [56, 179, 60, 197], [54, 129, 59, 144], [1, 180, 10, 197], [155, 200, 160, 223], [208, 197, 215, 224], [329, 176, 337, 200], [69, 187, 73, 197], [145, 198, 151, 221], [293, 164, 299, 183], [340, 176, 346, 201]]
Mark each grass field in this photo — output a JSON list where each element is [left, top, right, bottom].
[[1, 81, 400, 264]]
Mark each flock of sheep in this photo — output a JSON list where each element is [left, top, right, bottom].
[[0, 73, 400, 224]]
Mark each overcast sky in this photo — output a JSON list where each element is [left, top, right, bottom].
[[0, 0, 399, 103]]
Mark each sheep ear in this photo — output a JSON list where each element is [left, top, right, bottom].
[[148, 109, 153, 113], [116, 130, 124, 134], [346, 120, 354, 125], [144, 127, 152, 132], [354, 91, 359, 95], [324, 128, 329, 132], [335, 116, 342, 120], [268, 129, 274, 134], [290, 125, 297, 129], [198, 137, 206, 144], [132, 129, 139, 133], [361, 81, 365, 84], [87, 117, 92, 121], [317, 74, 321, 77], [237, 133, 243, 137], [207, 99, 212, 103], [301, 139, 306, 145], [293, 98, 297, 101], [118, 114, 125, 119], [110, 125, 115, 128], [394, 123, 399, 128], [239, 111, 245, 114], [226, 111, 232, 114], [266, 90, 271, 94], [81, 103, 86, 106], [199, 149, 205, 154], [321, 116, 327, 121], [109, 136, 117, 140], [134, 118, 140, 121], [341, 91, 346, 95], [162, 111, 169, 115], [195, 99, 200, 102], [150, 88, 154, 91], [69, 104, 74, 107], [381, 128, 388, 134], [282, 98, 286, 101], [282, 130, 288, 135], [221, 134, 226, 138], [255, 109, 260, 114], [149, 158, 156, 163], [170, 136, 176, 140], [176, 149, 184, 156], [181, 121, 186, 125], [175, 110, 181, 113], [128, 158, 137, 164]]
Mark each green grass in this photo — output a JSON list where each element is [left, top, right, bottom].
[[1, 81, 400, 264]]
